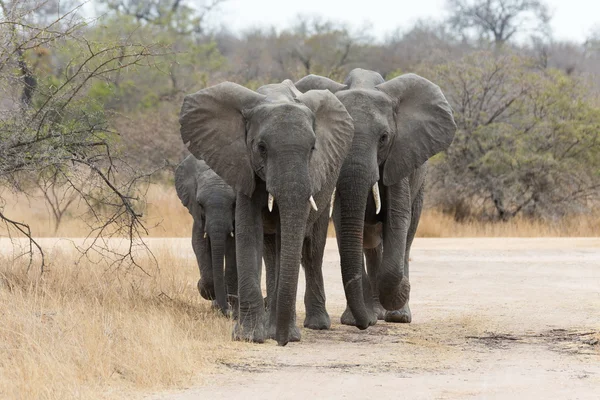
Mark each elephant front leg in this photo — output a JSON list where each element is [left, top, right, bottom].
[[383, 182, 423, 324], [302, 212, 331, 330], [232, 192, 266, 343], [365, 245, 386, 320], [377, 179, 411, 313], [341, 224, 382, 326], [340, 259, 378, 327], [225, 234, 238, 319]]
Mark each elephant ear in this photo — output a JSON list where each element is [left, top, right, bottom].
[[180, 82, 266, 197], [297, 89, 354, 193], [175, 160, 194, 212], [295, 74, 347, 94], [175, 155, 210, 216], [376, 73, 457, 186]]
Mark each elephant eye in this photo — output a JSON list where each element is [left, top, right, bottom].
[[257, 142, 267, 155], [379, 134, 389, 146]]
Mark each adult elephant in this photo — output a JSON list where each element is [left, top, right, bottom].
[[175, 155, 237, 317], [296, 69, 456, 324], [179, 80, 354, 345]]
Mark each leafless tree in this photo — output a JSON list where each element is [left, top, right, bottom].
[[1, 0, 163, 272], [446, 0, 551, 48], [381, 20, 467, 77], [33, 170, 81, 233]]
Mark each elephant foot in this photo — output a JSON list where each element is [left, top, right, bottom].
[[373, 299, 386, 320], [210, 300, 232, 318], [266, 308, 301, 343], [304, 310, 331, 330], [227, 295, 239, 320], [378, 276, 410, 311], [340, 305, 377, 327], [198, 278, 215, 301], [267, 322, 301, 343], [288, 325, 302, 342], [340, 306, 355, 326], [232, 308, 266, 343], [384, 304, 412, 323], [233, 321, 266, 343]]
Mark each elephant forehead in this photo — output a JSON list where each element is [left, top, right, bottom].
[[337, 90, 393, 129], [249, 103, 315, 132], [338, 89, 392, 113], [257, 81, 299, 101], [197, 181, 235, 205]]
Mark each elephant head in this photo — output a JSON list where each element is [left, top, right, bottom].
[[296, 69, 456, 319], [175, 155, 236, 315], [179, 80, 354, 345]]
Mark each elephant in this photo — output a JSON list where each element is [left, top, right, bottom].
[[179, 79, 354, 345], [175, 154, 237, 316], [295, 69, 456, 326]]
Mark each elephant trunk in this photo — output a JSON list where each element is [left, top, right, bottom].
[[334, 135, 379, 329], [267, 152, 311, 346], [336, 172, 373, 330], [275, 202, 308, 346], [205, 209, 234, 316], [209, 236, 228, 316]]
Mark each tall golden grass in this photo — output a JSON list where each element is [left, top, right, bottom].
[[0, 184, 192, 238], [3, 184, 600, 238], [416, 209, 600, 237], [0, 243, 244, 399]]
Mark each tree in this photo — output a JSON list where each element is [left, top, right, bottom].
[[446, 0, 551, 48], [1, 1, 162, 271], [420, 51, 600, 221], [382, 20, 466, 78], [211, 17, 373, 86], [287, 16, 364, 79], [100, 0, 226, 35]]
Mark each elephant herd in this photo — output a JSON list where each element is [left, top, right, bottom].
[[175, 68, 457, 346]]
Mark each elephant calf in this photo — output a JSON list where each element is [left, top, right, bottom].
[[175, 155, 237, 316]]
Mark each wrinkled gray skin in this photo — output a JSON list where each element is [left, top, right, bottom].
[[175, 155, 237, 316], [179, 80, 354, 345], [296, 69, 456, 326]]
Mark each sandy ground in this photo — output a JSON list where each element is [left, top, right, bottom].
[[3, 237, 598, 399], [144, 238, 600, 400]]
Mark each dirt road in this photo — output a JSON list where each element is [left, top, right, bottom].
[[147, 238, 600, 400]]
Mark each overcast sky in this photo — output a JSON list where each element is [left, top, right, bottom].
[[214, 0, 599, 43]]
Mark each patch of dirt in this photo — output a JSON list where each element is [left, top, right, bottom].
[[467, 329, 600, 354], [151, 238, 600, 400]]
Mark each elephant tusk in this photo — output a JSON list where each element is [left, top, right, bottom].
[[309, 196, 318, 212], [329, 189, 336, 218], [268, 193, 274, 212], [230, 232, 234, 237], [203, 231, 207, 239], [372, 182, 381, 215]]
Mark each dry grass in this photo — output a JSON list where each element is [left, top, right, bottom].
[[0, 242, 245, 400], [0, 184, 192, 238], [3, 184, 599, 239], [416, 209, 600, 237]]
